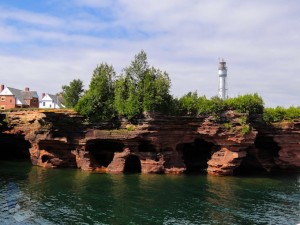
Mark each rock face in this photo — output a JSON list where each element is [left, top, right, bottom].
[[0, 110, 299, 176]]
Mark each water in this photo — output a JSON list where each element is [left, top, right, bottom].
[[0, 161, 299, 225]]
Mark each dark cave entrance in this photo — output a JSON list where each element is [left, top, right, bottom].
[[124, 155, 141, 173], [86, 140, 124, 167], [177, 138, 214, 174], [234, 135, 281, 176], [41, 155, 52, 163], [233, 148, 267, 176], [254, 135, 280, 158], [38, 140, 77, 167], [138, 140, 156, 152], [0, 134, 31, 161]]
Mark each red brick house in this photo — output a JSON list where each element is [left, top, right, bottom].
[[0, 84, 39, 110]]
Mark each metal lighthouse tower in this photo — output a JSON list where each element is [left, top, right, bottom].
[[218, 59, 228, 100]]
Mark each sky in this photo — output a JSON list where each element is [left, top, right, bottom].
[[0, 0, 300, 107]]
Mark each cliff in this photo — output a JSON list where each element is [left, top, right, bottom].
[[0, 110, 299, 176]]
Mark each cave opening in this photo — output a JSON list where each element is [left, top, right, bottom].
[[38, 140, 77, 167], [254, 135, 280, 158], [138, 140, 156, 152], [41, 155, 52, 163], [177, 138, 214, 174], [235, 134, 282, 175], [233, 148, 267, 176], [86, 140, 124, 167], [124, 155, 141, 173], [0, 135, 31, 161]]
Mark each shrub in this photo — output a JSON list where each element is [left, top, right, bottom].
[[263, 106, 300, 123], [241, 125, 250, 135], [225, 93, 264, 115]]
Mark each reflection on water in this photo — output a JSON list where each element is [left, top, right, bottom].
[[0, 161, 300, 225]]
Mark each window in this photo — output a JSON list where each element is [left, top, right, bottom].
[[10, 99, 12, 103], [0, 105, 5, 110], [1, 97, 5, 101], [33, 99, 36, 103], [43, 102, 45, 106]]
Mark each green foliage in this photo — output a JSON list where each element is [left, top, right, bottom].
[[239, 115, 248, 125], [126, 125, 136, 131], [241, 125, 250, 135], [178, 91, 199, 115], [263, 106, 300, 123], [113, 76, 128, 116], [74, 50, 273, 122], [61, 79, 84, 108], [75, 63, 116, 121], [223, 122, 234, 133], [197, 96, 213, 115], [225, 93, 264, 115], [76, 51, 173, 121], [176, 93, 264, 117], [114, 50, 172, 119], [207, 96, 227, 115]]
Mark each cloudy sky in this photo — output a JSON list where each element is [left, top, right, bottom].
[[0, 0, 299, 107]]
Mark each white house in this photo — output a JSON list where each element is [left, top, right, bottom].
[[39, 93, 65, 109]]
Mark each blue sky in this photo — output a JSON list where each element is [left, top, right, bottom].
[[0, 0, 300, 107]]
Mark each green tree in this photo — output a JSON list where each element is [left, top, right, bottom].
[[125, 50, 149, 82], [75, 63, 116, 121], [114, 75, 128, 116], [142, 68, 171, 113], [225, 93, 264, 115], [61, 79, 84, 108], [178, 91, 199, 115], [114, 50, 172, 119], [153, 69, 172, 113]]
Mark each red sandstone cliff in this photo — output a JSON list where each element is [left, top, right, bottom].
[[0, 110, 299, 176]]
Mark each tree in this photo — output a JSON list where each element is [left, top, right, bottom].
[[114, 50, 172, 119], [75, 63, 116, 121], [178, 91, 199, 115], [114, 75, 128, 116], [125, 50, 149, 82], [61, 79, 84, 108], [225, 93, 264, 115]]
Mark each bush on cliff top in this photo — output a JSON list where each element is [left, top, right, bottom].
[[263, 106, 300, 123], [176, 92, 264, 116], [72, 50, 271, 122]]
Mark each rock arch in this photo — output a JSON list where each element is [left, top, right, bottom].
[[86, 140, 124, 168], [233, 147, 267, 176], [124, 155, 141, 173], [176, 138, 214, 174]]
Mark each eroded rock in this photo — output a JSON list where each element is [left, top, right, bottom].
[[0, 110, 299, 176]]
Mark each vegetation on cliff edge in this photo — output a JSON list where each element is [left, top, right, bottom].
[[63, 50, 297, 123], [263, 106, 300, 123]]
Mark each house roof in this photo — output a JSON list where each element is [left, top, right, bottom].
[[21, 90, 39, 100], [0, 86, 39, 106], [4, 87, 28, 105], [41, 93, 65, 108]]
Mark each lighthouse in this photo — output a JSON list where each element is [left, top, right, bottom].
[[218, 59, 228, 100]]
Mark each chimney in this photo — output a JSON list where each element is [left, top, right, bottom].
[[0, 84, 4, 92], [42, 93, 46, 98], [25, 87, 30, 92]]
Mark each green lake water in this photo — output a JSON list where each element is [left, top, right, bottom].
[[0, 161, 299, 225]]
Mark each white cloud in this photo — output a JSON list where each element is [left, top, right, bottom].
[[0, 7, 62, 27], [0, 0, 300, 107]]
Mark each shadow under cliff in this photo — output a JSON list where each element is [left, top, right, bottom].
[[0, 133, 31, 162]]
